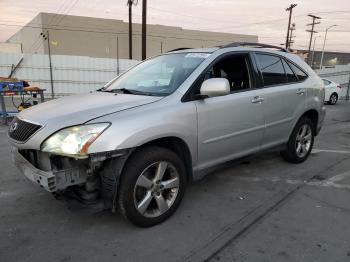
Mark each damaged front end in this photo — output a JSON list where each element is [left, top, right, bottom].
[[13, 148, 131, 208]]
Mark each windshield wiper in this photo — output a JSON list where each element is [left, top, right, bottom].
[[105, 88, 161, 96], [118, 88, 143, 95], [98, 87, 164, 96], [96, 87, 115, 92]]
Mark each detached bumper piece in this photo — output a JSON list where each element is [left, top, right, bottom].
[[12, 149, 86, 192]]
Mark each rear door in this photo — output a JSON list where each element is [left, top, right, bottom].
[[254, 53, 307, 149]]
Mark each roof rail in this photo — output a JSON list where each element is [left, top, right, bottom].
[[167, 47, 192, 52], [220, 42, 289, 52]]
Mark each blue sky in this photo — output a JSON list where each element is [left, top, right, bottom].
[[1, 0, 349, 52]]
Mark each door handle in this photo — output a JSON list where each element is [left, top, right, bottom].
[[251, 96, 264, 104], [296, 89, 305, 95]]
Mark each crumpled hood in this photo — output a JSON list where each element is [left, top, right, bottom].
[[19, 91, 162, 126]]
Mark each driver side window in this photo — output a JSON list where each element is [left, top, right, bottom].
[[204, 54, 252, 92], [184, 53, 254, 101]]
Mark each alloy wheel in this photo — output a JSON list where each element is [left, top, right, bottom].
[[330, 94, 337, 104], [295, 124, 312, 158], [133, 161, 180, 218]]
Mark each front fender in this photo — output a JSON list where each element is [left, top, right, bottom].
[[87, 100, 198, 164]]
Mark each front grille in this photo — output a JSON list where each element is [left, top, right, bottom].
[[8, 117, 42, 142]]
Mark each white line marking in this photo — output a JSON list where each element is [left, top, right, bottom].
[[233, 170, 350, 190], [312, 149, 350, 154], [309, 170, 350, 189], [0, 191, 17, 199]]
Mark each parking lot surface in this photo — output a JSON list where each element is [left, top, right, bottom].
[[1, 102, 350, 262]]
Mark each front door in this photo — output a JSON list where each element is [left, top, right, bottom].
[[195, 53, 265, 170]]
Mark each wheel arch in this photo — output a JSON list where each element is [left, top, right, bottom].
[[138, 136, 193, 182], [299, 109, 319, 135], [100, 136, 193, 211], [330, 92, 339, 100]]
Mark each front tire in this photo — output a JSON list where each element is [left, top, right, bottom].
[[118, 146, 186, 227], [328, 93, 338, 105], [281, 117, 315, 163]]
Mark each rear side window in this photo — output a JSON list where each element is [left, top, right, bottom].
[[287, 61, 308, 81], [282, 59, 298, 83], [256, 54, 286, 86]]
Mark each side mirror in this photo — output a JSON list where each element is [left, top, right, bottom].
[[200, 78, 230, 98]]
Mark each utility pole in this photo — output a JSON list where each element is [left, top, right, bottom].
[[288, 23, 296, 48], [285, 4, 297, 49], [127, 0, 138, 60], [320, 24, 337, 69], [141, 0, 147, 60], [116, 36, 120, 75], [306, 14, 321, 65], [311, 35, 321, 67], [41, 31, 55, 98]]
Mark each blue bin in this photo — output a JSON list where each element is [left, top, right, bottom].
[[0, 81, 24, 92]]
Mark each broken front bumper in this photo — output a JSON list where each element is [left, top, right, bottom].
[[12, 148, 86, 192]]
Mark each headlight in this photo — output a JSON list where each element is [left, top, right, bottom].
[[41, 123, 110, 156]]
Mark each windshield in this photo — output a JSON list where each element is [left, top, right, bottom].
[[103, 53, 210, 96]]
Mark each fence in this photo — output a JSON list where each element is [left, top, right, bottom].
[[0, 52, 139, 96], [316, 64, 350, 100], [1, 51, 349, 100]]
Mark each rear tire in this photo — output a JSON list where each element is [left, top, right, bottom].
[[281, 117, 315, 164], [328, 93, 338, 105], [117, 146, 186, 227]]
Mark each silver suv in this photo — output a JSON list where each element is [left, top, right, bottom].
[[8, 43, 326, 227]]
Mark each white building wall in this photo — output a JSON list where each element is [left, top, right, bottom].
[[0, 43, 22, 54], [7, 13, 258, 60]]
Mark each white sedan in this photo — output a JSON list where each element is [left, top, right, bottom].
[[322, 78, 342, 105]]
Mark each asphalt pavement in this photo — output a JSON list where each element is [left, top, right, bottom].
[[0, 101, 350, 262]]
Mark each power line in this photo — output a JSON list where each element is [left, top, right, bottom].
[[47, 0, 72, 26], [148, 6, 245, 25], [0, 19, 130, 34], [30, 36, 45, 53], [1, 18, 349, 38], [0, 22, 257, 43], [205, 10, 350, 31], [1, 20, 349, 51], [149, 7, 350, 27], [12, 6, 75, 54], [55, 0, 81, 26], [0, 18, 256, 39], [0, 9, 349, 36], [1, 10, 349, 52], [1, 8, 349, 30]]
